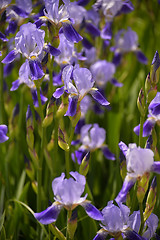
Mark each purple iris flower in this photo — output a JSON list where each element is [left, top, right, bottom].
[[93, 201, 144, 240], [0, 125, 9, 143], [94, 0, 134, 22], [111, 28, 147, 66], [134, 92, 160, 137], [53, 65, 110, 116], [128, 211, 159, 240], [115, 142, 160, 203], [90, 60, 122, 87], [73, 124, 115, 164], [2, 23, 45, 80], [34, 171, 103, 224], [38, 0, 82, 43], [0, 0, 11, 10]]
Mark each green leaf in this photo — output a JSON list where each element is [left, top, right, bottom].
[[0, 211, 5, 232]]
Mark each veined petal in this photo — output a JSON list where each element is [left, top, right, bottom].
[[2, 50, 18, 64], [124, 228, 146, 240], [34, 203, 62, 224], [101, 22, 112, 40], [119, 1, 134, 14], [101, 146, 115, 160], [118, 141, 128, 157], [90, 89, 110, 106], [65, 96, 78, 117], [93, 230, 108, 240], [151, 162, 160, 174], [115, 176, 136, 203], [29, 60, 44, 80], [53, 86, 65, 98], [81, 201, 103, 221], [47, 45, 61, 56], [5, 20, 17, 35], [62, 22, 83, 43]]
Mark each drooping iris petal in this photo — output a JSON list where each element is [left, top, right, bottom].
[[85, 23, 100, 37], [136, 51, 148, 64], [47, 45, 61, 56], [65, 96, 78, 117], [53, 86, 65, 98], [34, 203, 62, 224], [0, 125, 9, 143], [10, 79, 20, 91], [11, 5, 29, 17], [75, 118, 85, 134], [90, 89, 110, 106], [124, 229, 146, 240], [133, 119, 155, 137], [111, 78, 123, 87], [0, 31, 8, 41], [81, 201, 103, 221], [151, 162, 160, 174], [62, 22, 83, 43], [143, 213, 159, 239], [2, 50, 18, 64], [115, 176, 136, 203], [29, 60, 44, 80], [112, 52, 122, 66], [119, 1, 134, 14], [101, 146, 115, 160], [5, 20, 17, 35]]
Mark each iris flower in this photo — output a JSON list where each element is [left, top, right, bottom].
[[34, 171, 103, 224]]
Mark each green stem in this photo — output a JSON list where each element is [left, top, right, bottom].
[[35, 83, 45, 238], [131, 182, 137, 212], [49, 56, 54, 98], [0, 62, 5, 124], [139, 115, 144, 148], [66, 210, 72, 240], [65, 126, 75, 178], [139, 202, 144, 235]]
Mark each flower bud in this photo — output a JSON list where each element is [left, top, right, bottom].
[[150, 51, 160, 85], [79, 152, 90, 176], [137, 88, 146, 117], [42, 96, 55, 127], [143, 176, 157, 221], [58, 127, 69, 151], [137, 172, 150, 203]]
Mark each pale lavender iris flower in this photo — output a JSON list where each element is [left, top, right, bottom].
[[2, 23, 45, 80], [90, 60, 122, 87], [93, 201, 144, 240], [53, 65, 110, 116], [115, 142, 160, 203], [111, 28, 147, 66], [38, 0, 83, 43], [73, 124, 115, 164], [34, 171, 103, 224], [128, 211, 159, 240]]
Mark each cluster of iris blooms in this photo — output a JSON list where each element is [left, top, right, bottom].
[[1, 0, 160, 239]]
